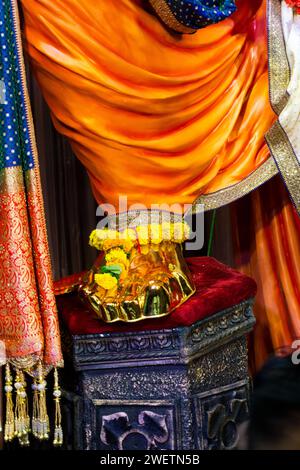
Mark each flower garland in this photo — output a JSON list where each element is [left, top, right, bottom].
[[90, 222, 190, 250], [286, 0, 300, 14], [89, 222, 190, 291]]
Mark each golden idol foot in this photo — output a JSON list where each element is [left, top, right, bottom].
[[79, 241, 195, 323]]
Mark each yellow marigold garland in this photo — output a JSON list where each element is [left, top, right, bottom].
[[105, 248, 128, 265], [94, 273, 118, 290], [90, 222, 190, 292], [89, 222, 190, 251]]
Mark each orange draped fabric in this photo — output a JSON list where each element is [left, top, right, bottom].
[[232, 176, 300, 371], [20, 0, 274, 209]]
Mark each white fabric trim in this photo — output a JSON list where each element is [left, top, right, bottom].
[[279, 2, 300, 164]]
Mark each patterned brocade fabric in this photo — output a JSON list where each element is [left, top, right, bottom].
[[0, 0, 62, 368]]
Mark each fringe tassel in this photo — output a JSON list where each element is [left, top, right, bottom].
[[31, 361, 49, 441], [31, 378, 38, 437], [14, 370, 30, 446], [4, 363, 15, 442], [32, 363, 50, 441], [53, 368, 63, 446], [3, 362, 63, 447]]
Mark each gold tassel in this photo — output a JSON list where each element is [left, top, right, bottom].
[[31, 378, 38, 438], [4, 363, 15, 442], [53, 368, 63, 446], [31, 361, 49, 441], [14, 370, 30, 446]]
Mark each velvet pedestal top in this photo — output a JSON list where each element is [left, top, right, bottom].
[[57, 257, 257, 335]]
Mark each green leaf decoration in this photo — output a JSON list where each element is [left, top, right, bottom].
[[101, 264, 123, 279]]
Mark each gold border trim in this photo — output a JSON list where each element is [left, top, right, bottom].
[[9, 354, 42, 371], [149, 0, 195, 33], [108, 210, 185, 231], [191, 158, 278, 212], [0, 167, 24, 193], [267, 0, 291, 115], [266, 121, 300, 213], [266, 0, 300, 214]]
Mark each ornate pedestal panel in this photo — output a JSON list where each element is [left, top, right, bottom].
[[60, 299, 255, 450]]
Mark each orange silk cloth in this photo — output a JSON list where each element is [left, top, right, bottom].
[[21, 0, 274, 208], [232, 176, 300, 371]]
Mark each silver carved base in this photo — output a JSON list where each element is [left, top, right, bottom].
[[60, 299, 255, 450]]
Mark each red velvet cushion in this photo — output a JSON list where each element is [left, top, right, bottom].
[[57, 257, 257, 335]]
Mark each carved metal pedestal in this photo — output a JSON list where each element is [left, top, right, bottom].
[[61, 300, 255, 450]]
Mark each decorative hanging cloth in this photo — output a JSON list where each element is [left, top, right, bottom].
[[20, 0, 276, 211], [266, 0, 300, 214], [0, 0, 63, 446]]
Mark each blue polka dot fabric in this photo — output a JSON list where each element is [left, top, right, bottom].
[[0, 0, 35, 172], [161, 0, 236, 30]]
